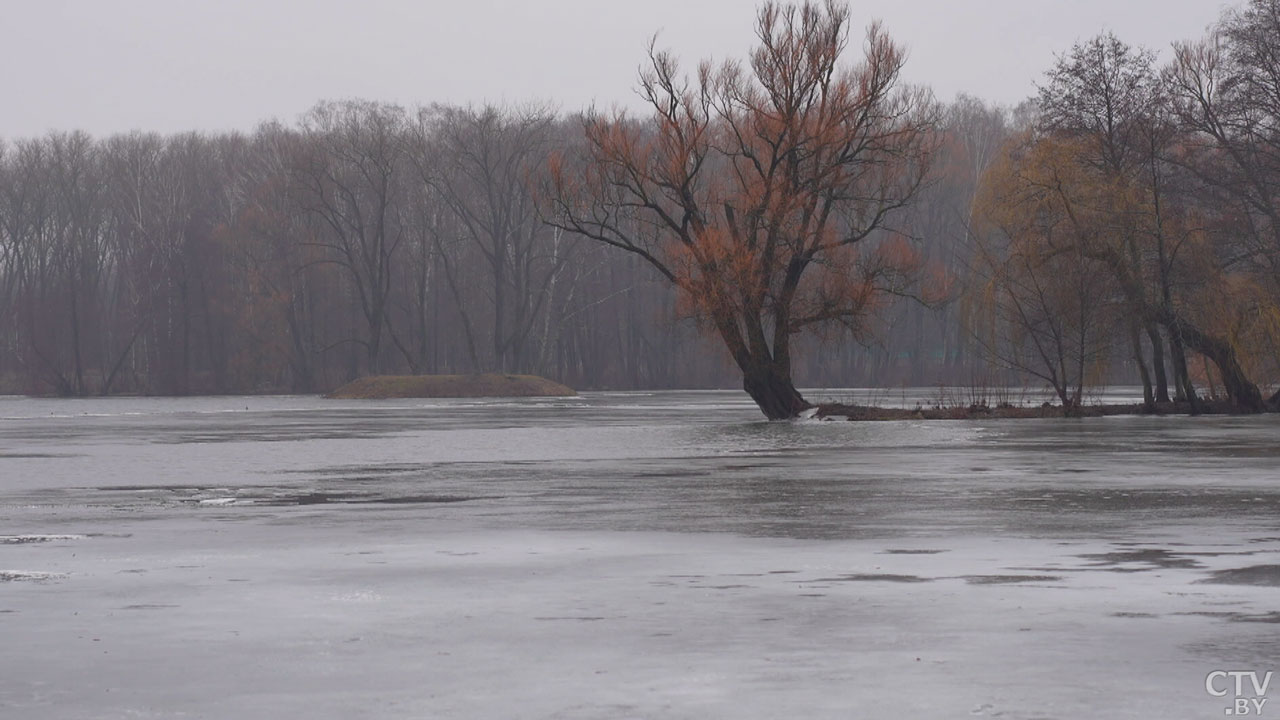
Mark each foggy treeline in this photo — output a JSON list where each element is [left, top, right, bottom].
[[0, 98, 995, 396], [0, 0, 1276, 403], [0, 103, 715, 395]]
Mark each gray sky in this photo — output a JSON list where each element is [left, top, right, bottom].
[[2, 0, 1230, 138]]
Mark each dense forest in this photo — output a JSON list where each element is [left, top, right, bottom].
[[0, 0, 1276, 416]]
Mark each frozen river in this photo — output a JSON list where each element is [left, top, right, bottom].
[[1, 391, 1278, 719]]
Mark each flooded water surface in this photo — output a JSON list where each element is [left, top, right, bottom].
[[1, 392, 1278, 718]]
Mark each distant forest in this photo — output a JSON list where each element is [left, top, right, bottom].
[[1, 0, 1277, 409]]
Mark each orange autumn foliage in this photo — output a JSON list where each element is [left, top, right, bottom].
[[547, 1, 938, 418]]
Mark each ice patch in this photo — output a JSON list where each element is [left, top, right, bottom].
[[332, 590, 382, 602], [0, 534, 87, 544], [197, 498, 238, 506], [0, 570, 68, 582]]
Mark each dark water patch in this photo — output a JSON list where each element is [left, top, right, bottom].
[[1175, 550, 1262, 557], [1078, 548, 1204, 570], [811, 574, 932, 583], [1176, 611, 1242, 619], [882, 549, 948, 555], [1004, 488, 1280, 516], [1230, 612, 1280, 624], [1183, 635, 1280, 668], [962, 575, 1063, 585], [0, 452, 80, 459], [176, 490, 503, 507], [270, 492, 361, 506], [355, 495, 495, 505], [282, 463, 432, 476], [153, 427, 393, 444], [1013, 565, 1153, 575], [121, 604, 179, 610], [1112, 612, 1158, 618], [1197, 565, 1280, 586], [535, 616, 607, 622], [1176, 610, 1280, 623], [95, 485, 207, 492], [635, 470, 714, 479]]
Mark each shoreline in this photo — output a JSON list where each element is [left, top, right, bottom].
[[811, 399, 1268, 421]]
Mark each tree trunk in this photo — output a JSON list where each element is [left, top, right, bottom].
[[742, 360, 810, 420], [1129, 319, 1154, 409], [1168, 327, 1195, 404], [1169, 318, 1263, 411], [1145, 322, 1170, 403], [1203, 356, 1219, 401], [70, 283, 85, 396], [1147, 306, 1261, 412]]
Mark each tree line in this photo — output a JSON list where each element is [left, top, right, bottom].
[[0, 103, 725, 395], [969, 0, 1280, 414], [0, 0, 1275, 419]]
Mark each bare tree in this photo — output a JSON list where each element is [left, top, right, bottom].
[[1037, 32, 1174, 407], [972, 134, 1119, 410], [417, 103, 569, 373], [287, 100, 415, 376], [1168, 0, 1280, 406], [549, 1, 938, 418]]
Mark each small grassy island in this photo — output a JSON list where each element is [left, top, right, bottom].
[[327, 373, 576, 400]]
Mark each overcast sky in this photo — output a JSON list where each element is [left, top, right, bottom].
[[2, 0, 1231, 138]]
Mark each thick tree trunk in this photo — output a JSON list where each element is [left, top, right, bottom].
[[1145, 322, 1170, 403], [1163, 316, 1264, 412], [1129, 319, 1154, 409], [1139, 302, 1259, 412], [1168, 328, 1195, 405], [742, 360, 810, 420]]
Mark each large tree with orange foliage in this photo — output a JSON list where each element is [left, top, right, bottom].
[[547, 1, 937, 418]]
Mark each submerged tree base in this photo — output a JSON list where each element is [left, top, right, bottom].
[[327, 373, 576, 399], [812, 399, 1276, 421]]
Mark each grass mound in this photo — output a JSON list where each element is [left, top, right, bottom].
[[327, 373, 576, 399]]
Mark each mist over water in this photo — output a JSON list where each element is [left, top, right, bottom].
[[2, 391, 1278, 718]]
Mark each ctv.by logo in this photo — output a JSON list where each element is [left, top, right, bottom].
[[1206, 670, 1273, 716]]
